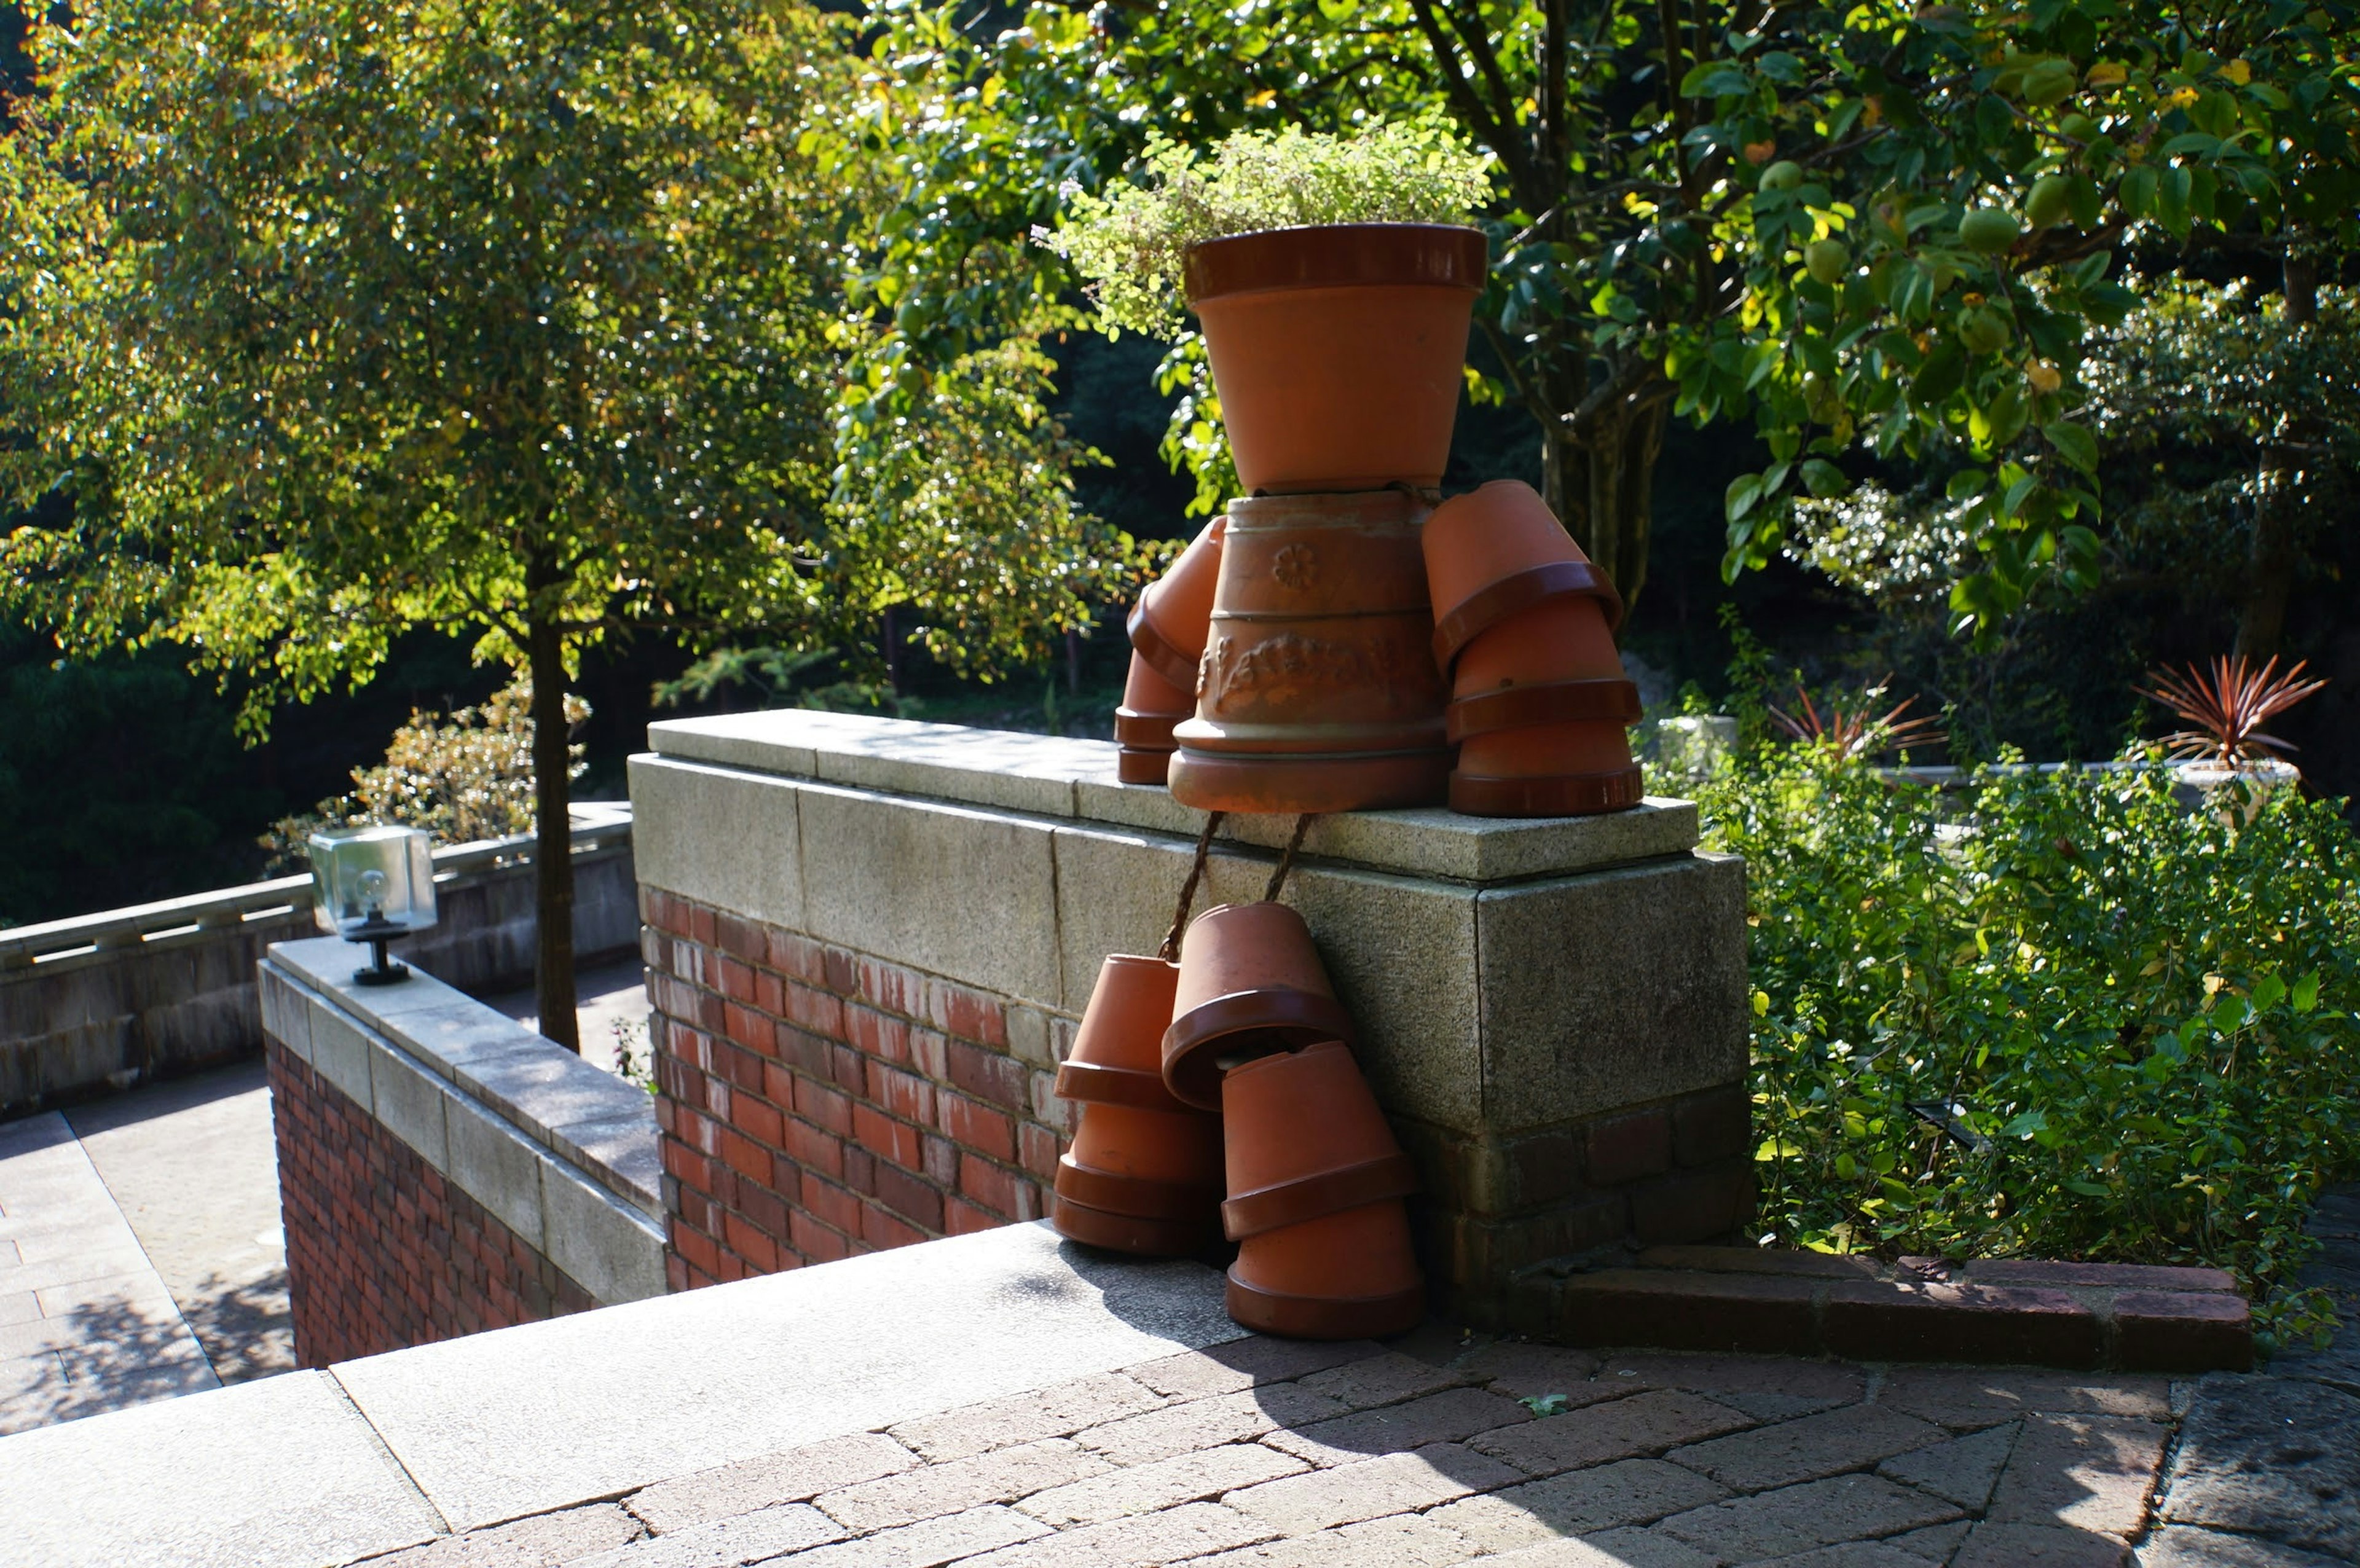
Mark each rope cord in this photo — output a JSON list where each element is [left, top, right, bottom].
[[1261, 813, 1318, 903], [1157, 811, 1225, 962]]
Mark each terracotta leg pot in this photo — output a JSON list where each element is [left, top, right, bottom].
[[1186, 224, 1487, 494], [1166, 490, 1449, 815], [1115, 651, 1194, 788], [1053, 955, 1224, 1255], [1129, 515, 1227, 693], [1162, 903, 1355, 1113], [1220, 1040, 1423, 1339]]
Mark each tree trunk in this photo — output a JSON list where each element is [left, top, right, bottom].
[[1549, 372, 1670, 613], [526, 611, 580, 1054], [2236, 254, 2319, 659]]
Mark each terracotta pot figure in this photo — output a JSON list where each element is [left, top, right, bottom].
[[1115, 652, 1194, 786], [1421, 480, 1645, 817], [1053, 954, 1225, 1255], [1162, 901, 1354, 1112], [1166, 490, 1450, 815], [1129, 514, 1228, 694], [1186, 225, 1487, 495], [1221, 1040, 1423, 1338]]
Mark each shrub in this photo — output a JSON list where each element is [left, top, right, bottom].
[[1701, 747, 2360, 1347], [1040, 119, 1492, 338]]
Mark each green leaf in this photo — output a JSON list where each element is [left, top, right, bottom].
[[2042, 420, 2099, 474], [1800, 458, 1849, 498]]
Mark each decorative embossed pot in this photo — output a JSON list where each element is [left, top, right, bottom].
[[1186, 225, 1488, 494], [1166, 490, 1450, 815], [1221, 1040, 1424, 1339], [1423, 481, 1644, 817], [1162, 902, 1355, 1113], [1052, 955, 1225, 1255], [1128, 514, 1227, 694], [1115, 653, 1193, 786]]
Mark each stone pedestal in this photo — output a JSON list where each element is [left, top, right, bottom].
[[628, 711, 1749, 1328]]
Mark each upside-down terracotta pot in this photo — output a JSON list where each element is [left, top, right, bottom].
[[1115, 651, 1194, 786], [1422, 480, 1644, 817], [1166, 490, 1450, 815], [1186, 224, 1488, 494], [1162, 902, 1355, 1113], [1052, 954, 1225, 1255], [1221, 1040, 1423, 1339], [1128, 514, 1228, 694]]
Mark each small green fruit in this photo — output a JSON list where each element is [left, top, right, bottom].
[[1760, 160, 1804, 192], [1959, 206, 2023, 254], [2026, 175, 2072, 229], [1805, 238, 1851, 285], [1958, 306, 2014, 356]]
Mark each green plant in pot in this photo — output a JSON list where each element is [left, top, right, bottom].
[[1045, 122, 1492, 496]]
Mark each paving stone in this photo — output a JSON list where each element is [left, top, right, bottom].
[[1172, 1508, 1480, 1566], [1017, 1441, 1305, 1527], [1430, 1458, 1730, 1550], [886, 1371, 1166, 1462], [1263, 1386, 1533, 1467], [1469, 1389, 1753, 1478], [1076, 1387, 1347, 1466], [1124, 1340, 1381, 1401], [1950, 1519, 2130, 1566], [1452, 1343, 1607, 1403], [1986, 1414, 2169, 1540], [1888, 1519, 1972, 1561], [567, 1503, 843, 1568], [1291, 1352, 1473, 1412], [1669, 1404, 1945, 1492], [628, 1433, 919, 1534], [1656, 1473, 1964, 1561], [363, 1505, 646, 1566], [2155, 1373, 2360, 1562], [2138, 1524, 2353, 1567], [815, 1439, 1110, 1532], [955, 1501, 1272, 1567], [1754, 1542, 1949, 1567], [764, 1503, 1048, 1566], [1474, 1533, 1717, 1567], [1224, 1444, 1520, 1535], [1597, 1354, 1867, 1422], [1874, 1368, 2170, 1429], [1876, 1422, 2018, 1511]]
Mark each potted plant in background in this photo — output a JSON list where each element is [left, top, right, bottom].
[[1042, 120, 1493, 495], [2139, 655, 2328, 823]]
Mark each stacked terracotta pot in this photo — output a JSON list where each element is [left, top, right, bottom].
[[1117, 517, 1227, 786], [1053, 901, 1424, 1341], [1423, 480, 1644, 817]]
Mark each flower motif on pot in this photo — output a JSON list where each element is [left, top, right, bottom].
[[1271, 544, 1319, 591]]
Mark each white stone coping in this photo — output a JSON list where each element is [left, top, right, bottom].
[[647, 710, 1699, 885], [261, 937, 664, 1306], [0, 1223, 1243, 1565]]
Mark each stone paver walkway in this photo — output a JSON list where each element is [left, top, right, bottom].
[[0, 1111, 222, 1433], [350, 1335, 2203, 1568]]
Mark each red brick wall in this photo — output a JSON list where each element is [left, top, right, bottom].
[[269, 1043, 597, 1366], [640, 889, 1067, 1290]]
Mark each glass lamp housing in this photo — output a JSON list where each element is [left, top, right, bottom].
[[309, 825, 438, 938]]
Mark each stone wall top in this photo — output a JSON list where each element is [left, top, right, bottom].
[[646, 711, 1697, 885]]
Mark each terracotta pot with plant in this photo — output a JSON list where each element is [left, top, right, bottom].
[[2139, 655, 2327, 823], [1044, 122, 1493, 495], [1052, 954, 1226, 1255], [1422, 480, 1645, 816]]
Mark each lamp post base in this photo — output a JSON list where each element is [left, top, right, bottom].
[[352, 933, 411, 986]]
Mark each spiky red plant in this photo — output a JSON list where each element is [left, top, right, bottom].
[[1768, 676, 1948, 760], [2138, 655, 2327, 767]]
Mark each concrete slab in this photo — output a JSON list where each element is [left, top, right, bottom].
[[332, 1221, 1240, 1530], [0, 1368, 442, 1568]]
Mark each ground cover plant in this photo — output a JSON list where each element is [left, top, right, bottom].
[[1702, 742, 2360, 1346]]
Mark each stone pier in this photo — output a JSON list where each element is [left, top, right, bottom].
[[627, 711, 1750, 1330]]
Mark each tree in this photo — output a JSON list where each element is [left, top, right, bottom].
[[1, 0, 847, 1048]]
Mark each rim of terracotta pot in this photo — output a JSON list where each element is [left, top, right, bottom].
[[1184, 223, 1489, 305], [1053, 1193, 1223, 1257], [1445, 678, 1642, 743], [1128, 599, 1203, 693], [1055, 1153, 1224, 1220], [1162, 987, 1358, 1111], [1449, 766, 1646, 818], [1223, 1270, 1425, 1339], [1431, 561, 1625, 670], [1166, 745, 1449, 816], [1221, 1151, 1420, 1241]]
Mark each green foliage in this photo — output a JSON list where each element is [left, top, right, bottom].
[[261, 680, 587, 868], [1044, 120, 1493, 339], [1704, 747, 2360, 1342], [1690, 1, 2360, 635]]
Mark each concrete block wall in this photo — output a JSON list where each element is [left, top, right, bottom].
[[260, 938, 665, 1365], [631, 712, 1753, 1330]]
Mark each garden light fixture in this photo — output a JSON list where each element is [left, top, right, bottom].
[[307, 825, 438, 985]]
